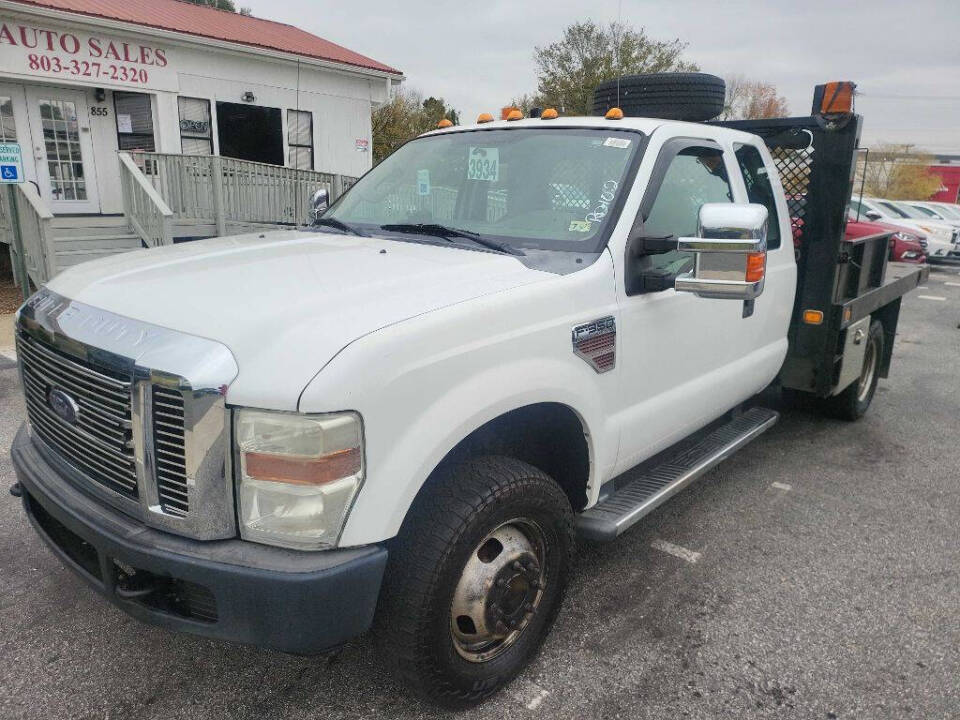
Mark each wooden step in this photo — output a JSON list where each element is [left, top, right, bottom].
[[50, 214, 128, 230], [54, 235, 142, 251], [55, 250, 134, 268]]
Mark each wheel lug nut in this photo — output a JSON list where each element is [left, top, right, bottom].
[[497, 578, 507, 587], [512, 561, 522, 571]]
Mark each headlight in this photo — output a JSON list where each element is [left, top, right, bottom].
[[893, 232, 921, 243], [235, 409, 364, 550], [918, 224, 949, 240]]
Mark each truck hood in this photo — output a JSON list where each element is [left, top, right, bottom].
[[47, 230, 551, 410]]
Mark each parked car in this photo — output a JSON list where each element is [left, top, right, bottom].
[[906, 200, 960, 227], [10, 80, 928, 707], [849, 197, 958, 262], [845, 215, 926, 263]]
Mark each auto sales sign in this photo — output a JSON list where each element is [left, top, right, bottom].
[[0, 18, 178, 91]]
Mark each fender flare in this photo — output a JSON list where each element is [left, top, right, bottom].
[[337, 357, 612, 546]]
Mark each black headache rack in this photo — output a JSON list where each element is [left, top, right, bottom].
[[714, 83, 928, 397]]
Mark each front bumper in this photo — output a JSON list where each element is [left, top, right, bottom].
[[11, 424, 388, 654]]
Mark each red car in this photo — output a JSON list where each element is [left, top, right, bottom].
[[791, 215, 926, 264], [845, 216, 927, 264]]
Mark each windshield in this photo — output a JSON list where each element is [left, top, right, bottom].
[[932, 204, 960, 220], [910, 204, 938, 218], [324, 128, 644, 252], [890, 201, 928, 219], [877, 201, 907, 218]]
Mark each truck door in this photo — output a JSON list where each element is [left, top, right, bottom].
[[612, 135, 792, 476]]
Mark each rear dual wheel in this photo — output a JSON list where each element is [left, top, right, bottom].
[[822, 319, 885, 421], [375, 456, 574, 708]]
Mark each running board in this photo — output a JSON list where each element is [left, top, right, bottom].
[[577, 407, 779, 541]]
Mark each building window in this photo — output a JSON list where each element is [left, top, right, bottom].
[[114, 92, 156, 152], [0, 96, 17, 142], [216, 102, 283, 165], [178, 97, 213, 155], [288, 109, 313, 169]]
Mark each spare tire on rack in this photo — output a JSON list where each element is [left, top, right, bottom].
[[592, 72, 726, 122]]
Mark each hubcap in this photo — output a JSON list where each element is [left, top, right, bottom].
[[450, 519, 547, 663], [857, 333, 878, 403]]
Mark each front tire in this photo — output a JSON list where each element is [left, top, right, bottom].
[[375, 456, 574, 708]]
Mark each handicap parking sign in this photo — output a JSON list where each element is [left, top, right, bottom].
[[0, 143, 24, 184]]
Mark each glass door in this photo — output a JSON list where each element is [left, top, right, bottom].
[[25, 87, 100, 213]]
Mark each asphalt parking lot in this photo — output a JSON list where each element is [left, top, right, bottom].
[[1, 266, 958, 720]]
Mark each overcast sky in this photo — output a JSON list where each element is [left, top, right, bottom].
[[250, 0, 960, 155]]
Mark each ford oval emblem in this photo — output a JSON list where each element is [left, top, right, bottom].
[[47, 387, 80, 425]]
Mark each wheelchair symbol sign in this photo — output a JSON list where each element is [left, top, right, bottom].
[[0, 143, 24, 184]]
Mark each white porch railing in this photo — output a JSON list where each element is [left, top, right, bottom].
[[124, 152, 354, 234], [0, 183, 55, 286], [118, 152, 174, 248]]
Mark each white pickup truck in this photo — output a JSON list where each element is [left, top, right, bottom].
[[10, 79, 926, 706]]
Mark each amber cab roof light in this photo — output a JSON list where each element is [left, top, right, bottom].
[[506, 109, 524, 121], [605, 107, 624, 120], [476, 112, 494, 124], [541, 108, 559, 120], [436, 118, 453, 129]]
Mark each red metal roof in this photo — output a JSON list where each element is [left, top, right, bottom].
[[6, 0, 402, 75]]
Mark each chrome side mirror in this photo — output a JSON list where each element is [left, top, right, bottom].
[[674, 203, 768, 301], [310, 188, 330, 222]]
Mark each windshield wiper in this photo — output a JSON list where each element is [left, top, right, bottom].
[[379, 223, 524, 256], [313, 217, 369, 237]]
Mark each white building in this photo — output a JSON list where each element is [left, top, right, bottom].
[[0, 0, 402, 283]]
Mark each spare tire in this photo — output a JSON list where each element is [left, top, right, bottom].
[[592, 72, 726, 122]]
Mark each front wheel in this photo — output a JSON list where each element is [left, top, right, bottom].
[[375, 456, 574, 708], [822, 319, 885, 421]]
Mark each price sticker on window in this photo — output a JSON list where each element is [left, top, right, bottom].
[[467, 147, 499, 181]]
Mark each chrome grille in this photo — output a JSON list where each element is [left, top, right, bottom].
[[17, 333, 137, 498], [152, 386, 189, 516]]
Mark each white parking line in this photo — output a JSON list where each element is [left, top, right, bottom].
[[772, 482, 792, 491], [918, 286, 929, 290], [946, 282, 960, 287], [917, 295, 946, 301], [651, 539, 701, 564]]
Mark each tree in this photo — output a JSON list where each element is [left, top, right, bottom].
[[182, 0, 250, 13], [533, 20, 697, 116], [421, 96, 459, 126], [858, 144, 943, 200], [371, 88, 460, 164], [719, 75, 790, 120]]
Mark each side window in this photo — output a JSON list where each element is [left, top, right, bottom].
[[642, 146, 733, 272], [735, 144, 781, 249]]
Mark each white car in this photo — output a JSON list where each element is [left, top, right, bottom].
[[906, 200, 960, 228], [850, 197, 958, 261]]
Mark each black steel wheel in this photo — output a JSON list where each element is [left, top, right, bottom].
[[592, 72, 726, 121], [375, 456, 574, 708]]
